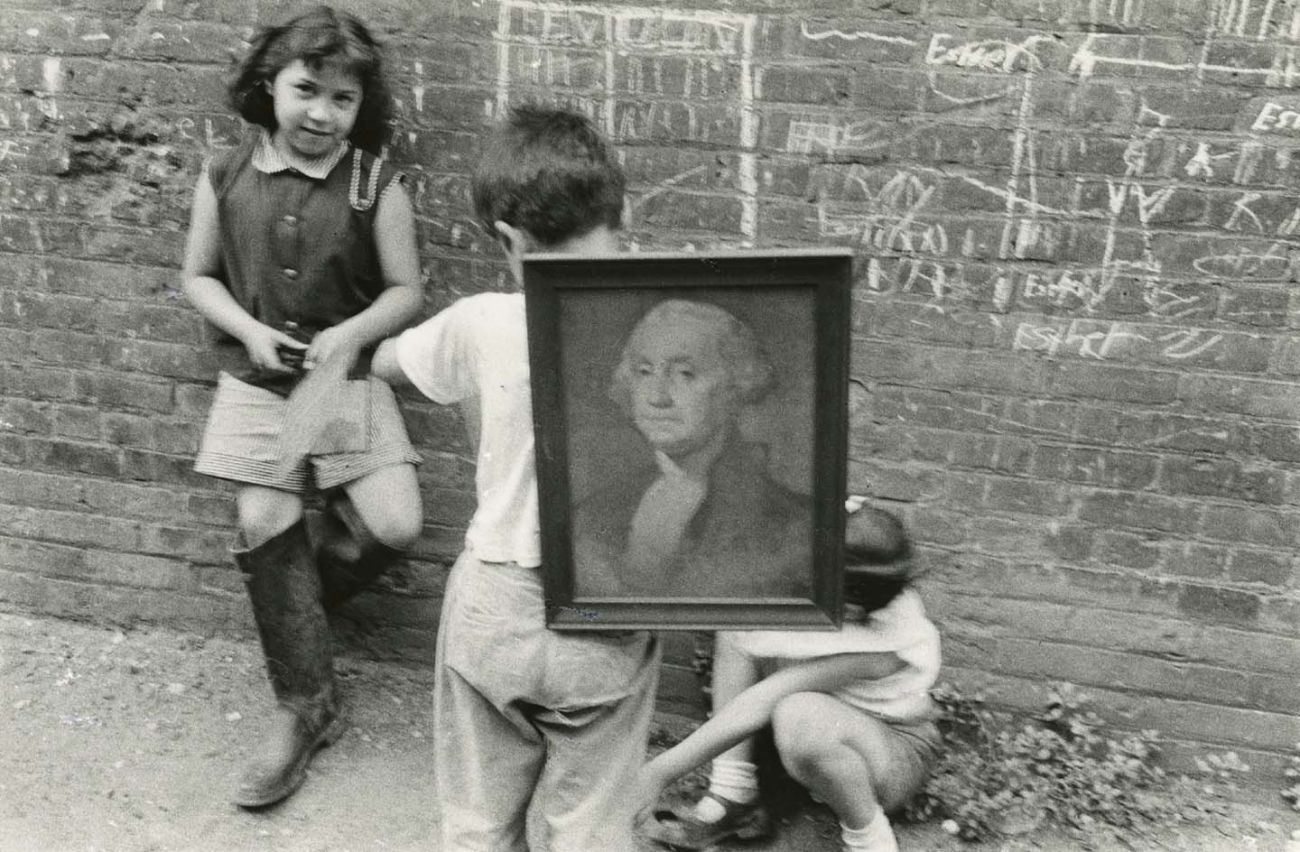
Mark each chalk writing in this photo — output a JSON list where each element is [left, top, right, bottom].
[[1081, 0, 1148, 28], [1013, 319, 1223, 362], [1250, 100, 1300, 133], [1211, 0, 1300, 40], [0, 139, 27, 164], [925, 33, 1048, 73], [1069, 33, 1293, 84], [1192, 242, 1290, 278], [799, 21, 916, 46], [495, 1, 759, 241], [1183, 142, 1236, 179]]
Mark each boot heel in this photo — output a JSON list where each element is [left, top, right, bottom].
[[735, 809, 772, 840], [320, 712, 349, 746]]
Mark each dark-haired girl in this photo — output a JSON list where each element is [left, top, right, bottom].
[[180, 6, 423, 808], [634, 499, 942, 852]]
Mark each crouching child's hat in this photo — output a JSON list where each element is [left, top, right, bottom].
[[843, 501, 915, 614]]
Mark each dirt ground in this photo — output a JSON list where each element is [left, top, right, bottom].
[[2, 610, 1297, 852]]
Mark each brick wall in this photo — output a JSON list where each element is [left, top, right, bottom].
[[2, 0, 1298, 793]]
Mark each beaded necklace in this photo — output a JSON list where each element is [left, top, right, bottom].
[[347, 147, 383, 212]]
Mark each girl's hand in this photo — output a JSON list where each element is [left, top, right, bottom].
[[242, 324, 308, 374], [304, 326, 363, 372]]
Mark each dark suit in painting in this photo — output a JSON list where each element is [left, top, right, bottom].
[[572, 434, 812, 598]]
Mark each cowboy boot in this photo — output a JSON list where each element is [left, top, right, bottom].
[[315, 491, 406, 610], [232, 520, 346, 808]]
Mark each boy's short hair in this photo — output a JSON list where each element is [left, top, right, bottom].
[[471, 103, 625, 247]]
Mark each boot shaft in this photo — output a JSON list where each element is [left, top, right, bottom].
[[234, 520, 334, 706]]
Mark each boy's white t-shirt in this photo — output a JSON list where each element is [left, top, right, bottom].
[[394, 292, 542, 567], [723, 589, 941, 723]]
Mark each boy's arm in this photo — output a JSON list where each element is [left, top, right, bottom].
[[305, 183, 424, 368], [370, 337, 411, 389], [180, 172, 305, 374], [636, 651, 905, 812]]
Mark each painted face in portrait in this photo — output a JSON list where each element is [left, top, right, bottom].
[[627, 314, 740, 458]]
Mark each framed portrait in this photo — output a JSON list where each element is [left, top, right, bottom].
[[524, 248, 854, 630]]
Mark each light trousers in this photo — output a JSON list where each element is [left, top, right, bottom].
[[433, 552, 661, 851]]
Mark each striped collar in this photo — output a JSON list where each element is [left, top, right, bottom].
[[251, 129, 349, 179]]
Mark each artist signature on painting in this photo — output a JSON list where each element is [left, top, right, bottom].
[[551, 604, 603, 621]]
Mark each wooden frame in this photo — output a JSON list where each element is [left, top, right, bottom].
[[524, 248, 854, 630]]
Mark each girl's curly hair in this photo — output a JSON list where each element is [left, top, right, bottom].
[[228, 6, 393, 154]]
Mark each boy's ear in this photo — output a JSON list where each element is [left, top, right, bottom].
[[493, 221, 534, 289], [493, 221, 532, 258]]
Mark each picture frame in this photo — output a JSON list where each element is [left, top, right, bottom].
[[524, 248, 854, 630]]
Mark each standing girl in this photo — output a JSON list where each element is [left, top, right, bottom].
[[635, 500, 942, 852], [180, 6, 424, 808]]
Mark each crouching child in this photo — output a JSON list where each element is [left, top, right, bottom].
[[635, 498, 942, 852]]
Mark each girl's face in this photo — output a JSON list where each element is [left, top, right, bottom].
[[267, 57, 362, 158]]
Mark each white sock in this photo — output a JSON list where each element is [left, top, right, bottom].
[[693, 758, 759, 822], [841, 810, 897, 852]]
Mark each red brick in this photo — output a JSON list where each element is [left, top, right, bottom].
[[1201, 505, 1298, 550], [1178, 583, 1261, 624], [49, 404, 100, 440], [1078, 491, 1200, 534], [0, 504, 139, 552], [1032, 444, 1159, 490], [1225, 549, 1293, 587], [71, 371, 173, 413], [1168, 543, 1228, 580], [639, 191, 743, 233], [1040, 522, 1092, 564], [1160, 456, 1285, 504], [1043, 362, 1179, 404], [28, 437, 122, 478], [1216, 286, 1289, 330], [0, 535, 87, 578], [1181, 375, 1300, 420], [84, 549, 196, 591], [0, 467, 84, 509], [1095, 530, 1165, 572], [1254, 423, 1300, 462], [0, 11, 119, 55], [772, 17, 920, 64], [982, 475, 1068, 515]]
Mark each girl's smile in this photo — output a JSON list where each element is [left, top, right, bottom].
[[267, 58, 362, 159]]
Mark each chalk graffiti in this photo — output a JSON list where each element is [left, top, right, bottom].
[[1014, 319, 1148, 360], [784, 116, 897, 157], [1211, 0, 1300, 40], [1192, 241, 1291, 278], [864, 257, 972, 304], [1250, 100, 1300, 133], [1158, 329, 1225, 360], [1013, 319, 1224, 362], [495, 0, 759, 241], [1183, 142, 1236, 179], [1081, 0, 1148, 28], [1068, 33, 1295, 84], [799, 21, 916, 46], [1224, 192, 1266, 232], [0, 139, 28, 164], [925, 33, 1049, 73]]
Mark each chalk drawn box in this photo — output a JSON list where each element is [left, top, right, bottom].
[[524, 248, 854, 630]]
